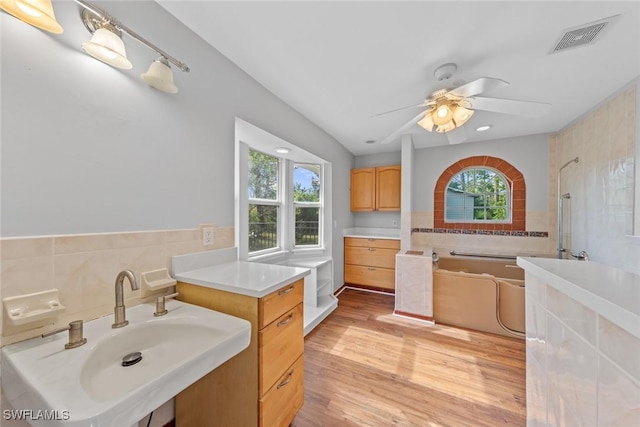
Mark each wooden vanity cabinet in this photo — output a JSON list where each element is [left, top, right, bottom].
[[350, 165, 401, 212], [175, 279, 304, 427], [344, 237, 400, 291]]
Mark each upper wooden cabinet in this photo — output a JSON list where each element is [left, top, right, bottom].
[[350, 165, 401, 212]]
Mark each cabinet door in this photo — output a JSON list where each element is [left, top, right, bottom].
[[350, 168, 376, 211], [376, 165, 401, 211]]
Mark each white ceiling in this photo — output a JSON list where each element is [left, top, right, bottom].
[[157, 1, 640, 156]]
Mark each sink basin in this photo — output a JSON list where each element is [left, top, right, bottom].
[[1, 300, 251, 426]]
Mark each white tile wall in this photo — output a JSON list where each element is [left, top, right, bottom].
[[525, 271, 640, 425], [555, 86, 638, 274]]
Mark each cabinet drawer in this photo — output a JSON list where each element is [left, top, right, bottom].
[[345, 246, 398, 269], [259, 355, 304, 427], [345, 237, 400, 250], [259, 279, 303, 327], [344, 264, 396, 290], [259, 303, 304, 394]]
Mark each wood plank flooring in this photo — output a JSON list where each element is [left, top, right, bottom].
[[292, 288, 526, 427]]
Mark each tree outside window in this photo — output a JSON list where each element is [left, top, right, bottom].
[[248, 150, 280, 253], [293, 163, 321, 247], [445, 168, 510, 222]]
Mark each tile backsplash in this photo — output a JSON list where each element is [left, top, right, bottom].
[[0, 225, 234, 346], [411, 210, 555, 256]]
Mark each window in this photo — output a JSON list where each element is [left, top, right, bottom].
[[434, 156, 526, 231], [293, 163, 321, 247], [248, 150, 281, 253], [247, 150, 324, 255], [445, 168, 510, 222]]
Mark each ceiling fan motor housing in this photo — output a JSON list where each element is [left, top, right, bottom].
[[433, 63, 457, 81]]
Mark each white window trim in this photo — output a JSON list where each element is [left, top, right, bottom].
[[291, 161, 323, 250], [236, 118, 332, 263]]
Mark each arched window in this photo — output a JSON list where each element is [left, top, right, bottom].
[[445, 167, 510, 222], [434, 156, 525, 231]]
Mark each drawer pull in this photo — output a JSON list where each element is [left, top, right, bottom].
[[278, 286, 294, 295], [277, 313, 294, 327], [368, 248, 377, 252], [367, 267, 376, 271], [277, 370, 294, 389]]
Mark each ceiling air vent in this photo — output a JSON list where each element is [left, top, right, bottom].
[[551, 15, 619, 53]]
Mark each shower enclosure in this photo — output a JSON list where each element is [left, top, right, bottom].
[[557, 157, 579, 259]]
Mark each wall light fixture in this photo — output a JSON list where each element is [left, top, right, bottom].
[[1, 0, 190, 93], [0, 0, 63, 33], [141, 56, 178, 93]]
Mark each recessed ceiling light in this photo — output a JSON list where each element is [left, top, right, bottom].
[[365, 139, 376, 144], [476, 125, 492, 132], [275, 147, 290, 154]]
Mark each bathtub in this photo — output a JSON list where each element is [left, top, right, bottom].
[[432, 255, 525, 338]]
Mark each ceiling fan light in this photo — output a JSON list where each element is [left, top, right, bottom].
[[0, 0, 63, 33], [417, 112, 435, 132], [435, 122, 456, 133], [432, 102, 453, 126], [452, 105, 474, 126], [82, 27, 132, 69]]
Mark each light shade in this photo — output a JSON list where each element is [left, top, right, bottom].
[[0, 0, 63, 33], [81, 27, 132, 70], [417, 100, 475, 134], [141, 57, 178, 93]]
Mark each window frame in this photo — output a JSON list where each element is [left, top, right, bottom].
[[291, 162, 323, 249], [246, 150, 325, 259], [433, 156, 526, 231], [247, 149, 285, 256]]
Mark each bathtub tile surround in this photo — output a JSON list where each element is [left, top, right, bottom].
[[0, 224, 234, 346], [519, 257, 640, 425], [553, 84, 638, 274], [394, 249, 433, 321], [411, 211, 555, 257], [412, 228, 549, 237]]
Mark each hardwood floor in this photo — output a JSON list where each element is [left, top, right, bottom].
[[292, 288, 526, 427]]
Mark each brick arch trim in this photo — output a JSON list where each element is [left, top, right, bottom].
[[433, 156, 526, 231]]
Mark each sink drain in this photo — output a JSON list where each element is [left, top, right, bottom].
[[122, 351, 143, 367]]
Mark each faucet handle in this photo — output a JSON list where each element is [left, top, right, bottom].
[[154, 292, 179, 317], [42, 320, 87, 349], [571, 250, 589, 261]]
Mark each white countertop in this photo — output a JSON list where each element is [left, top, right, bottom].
[[343, 227, 400, 240], [174, 261, 310, 298], [517, 257, 640, 339]]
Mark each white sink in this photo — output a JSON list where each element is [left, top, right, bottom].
[[1, 300, 251, 426]]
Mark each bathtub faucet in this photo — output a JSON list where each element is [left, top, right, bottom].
[[571, 251, 589, 261]]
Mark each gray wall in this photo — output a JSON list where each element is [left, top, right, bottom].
[[0, 1, 354, 282], [413, 134, 550, 212]]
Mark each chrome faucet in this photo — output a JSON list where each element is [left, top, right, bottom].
[[571, 250, 589, 261], [112, 270, 139, 328]]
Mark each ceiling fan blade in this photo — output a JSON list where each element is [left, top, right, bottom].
[[468, 96, 551, 117], [446, 126, 468, 145], [379, 110, 427, 145], [370, 102, 428, 117], [448, 77, 509, 98]]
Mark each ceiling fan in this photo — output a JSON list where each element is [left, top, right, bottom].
[[376, 63, 551, 145]]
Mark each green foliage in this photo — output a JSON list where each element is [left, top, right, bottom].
[[448, 168, 508, 221]]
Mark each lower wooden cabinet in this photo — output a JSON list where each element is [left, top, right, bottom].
[[344, 237, 400, 291], [259, 355, 304, 427], [175, 279, 304, 427]]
